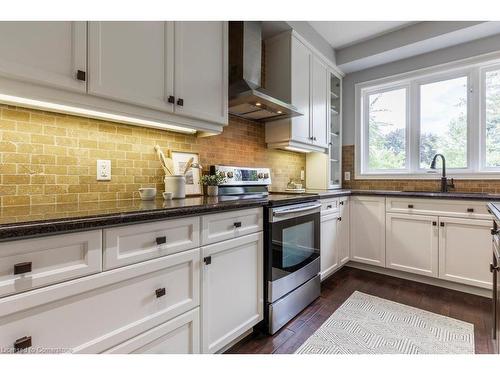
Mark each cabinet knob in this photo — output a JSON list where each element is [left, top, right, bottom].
[[408, 204, 414, 209], [155, 236, 167, 245], [76, 70, 86, 81], [167, 95, 175, 104], [338, 217, 342, 221], [233, 222, 242, 228], [177, 98, 184, 106], [467, 208, 474, 213], [313, 137, 317, 141], [14, 336, 32, 352], [155, 287, 166, 298], [204, 256, 212, 265], [340, 201, 344, 205], [14, 262, 32, 275], [440, 222, 445, 227], [432, 221, 437, 226]]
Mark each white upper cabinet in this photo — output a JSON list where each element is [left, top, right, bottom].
[[265, 31, 338, 153], [88, 22, 174, 111], [350, 196, 386, 267], [0, 21, 86, 92], [289, 36, 312, 145], [173, 22, 228, 125], [310, 55, 329, 148]]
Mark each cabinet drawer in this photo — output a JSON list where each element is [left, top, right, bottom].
[[0, 248, 200, 354], [104, 308, 200, 354], [201, 208, 263, 245], [103, 217, 199, 270], [386, 198, 492, 219], [321, 198, 339, 215], [0, 230, 102, 298]]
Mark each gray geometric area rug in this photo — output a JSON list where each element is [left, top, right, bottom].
[[295, 291, 474, 354]]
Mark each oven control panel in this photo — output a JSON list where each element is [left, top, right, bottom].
[[209, 165, 271, 186]]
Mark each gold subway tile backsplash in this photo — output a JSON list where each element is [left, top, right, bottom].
[[0, 106, 305, 206], [342, 145, 500, 193]]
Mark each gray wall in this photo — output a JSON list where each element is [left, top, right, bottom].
[[342, 34, 500, 145]]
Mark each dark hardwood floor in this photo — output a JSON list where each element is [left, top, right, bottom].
[[227, 266, 494, 354]]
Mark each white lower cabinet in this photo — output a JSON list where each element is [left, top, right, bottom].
[[320, 213, 339, 280], [438, 217, 492, 289], [0, 249, 200, 354], [338, 197, 350, 266], [350, 196, 386, 267], [104, 308, 200, 354], [386, 213, 439, 277], [201, 232, 263, 354]]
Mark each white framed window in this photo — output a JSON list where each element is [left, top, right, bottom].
[[355, 53, 500, 179]]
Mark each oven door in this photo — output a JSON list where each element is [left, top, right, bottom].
[[268, 202, 320, 303]]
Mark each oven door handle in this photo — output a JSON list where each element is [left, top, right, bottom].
[[273, 204, 322, 216]]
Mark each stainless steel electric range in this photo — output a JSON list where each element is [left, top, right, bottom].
[[209, 165, 321, 335]]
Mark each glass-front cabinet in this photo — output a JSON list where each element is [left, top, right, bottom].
[[306, 69, 343, 189]]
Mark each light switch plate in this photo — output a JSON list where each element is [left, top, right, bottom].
[[344, 171, 351, 181], [97, 160, 111, 181]]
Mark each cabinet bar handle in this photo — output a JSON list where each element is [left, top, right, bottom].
[[467, 208, 474, 213], [338, 217, 342, 221], [340, 201, 344, 205], [233, 222, 242, 228], [155, 236, 167, 245], [408, 204, 414, 209], [432, 221, 437, 226], [177, 98, 184, 106], [167, 95, 175, 104], [14, 336, 32, 352], [440, 222, 445, 227], [204, 256, 212, 265], [76, 70, 86, 81], [326, 205, 332, 209], [155, 288, 166, 298], [14, 262, 32, 275]]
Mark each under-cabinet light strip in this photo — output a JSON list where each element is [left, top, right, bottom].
[[0, 94, 197, 134]]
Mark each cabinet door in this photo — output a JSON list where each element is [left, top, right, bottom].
[[0, 21, 86, 92], [311, 55, 329, 148], [88, 21, 174, 111], [386, 213, 439, 277], [202, 232, 263, 353], [173, 21, 227, 124], [338, 198, 350, 266], [350, 196, 386, 267], [439, 217, 492, 289], [320, 213, 339, 280], [290, 36, 312, 144]]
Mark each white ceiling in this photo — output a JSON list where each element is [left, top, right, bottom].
[[309, 21, 415, 49]]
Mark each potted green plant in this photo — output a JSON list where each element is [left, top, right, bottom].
[[201, 172, 226, 196]]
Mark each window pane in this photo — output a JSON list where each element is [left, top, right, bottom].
[[486, 69, 500, 168], [419, 76, 468, 169], [367, 88, 407, 170]]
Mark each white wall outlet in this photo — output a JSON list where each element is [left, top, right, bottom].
[[300, 169, 305, 181], [97, 160, 111, 181], [344, 171, 351, 181]]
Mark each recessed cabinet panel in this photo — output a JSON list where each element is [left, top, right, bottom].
[[290, 37, 312, 144], [202, 232, 263, 353], [350, 196, 386, 267], [88, 21, 174, 111], [438, 217, 492, 289], [311, 55, 329, 148], [0, 21, 86, 92], [320, 213, 339, 280], [174, 21, 227, 124], [386, 213, 439, 277], [338, 197, 350, 266]]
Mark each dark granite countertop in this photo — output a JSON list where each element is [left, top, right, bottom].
[[488, 202, 500, 222], [2, 189, 500, 241]]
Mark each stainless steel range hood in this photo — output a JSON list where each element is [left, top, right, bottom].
[[229, 21, 302, 122]]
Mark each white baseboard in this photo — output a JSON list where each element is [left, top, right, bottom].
[[346, 261, 491, 298]]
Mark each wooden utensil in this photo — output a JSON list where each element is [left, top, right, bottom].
[[154, 145, 174, 176], [183, 157, 194, 175]]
